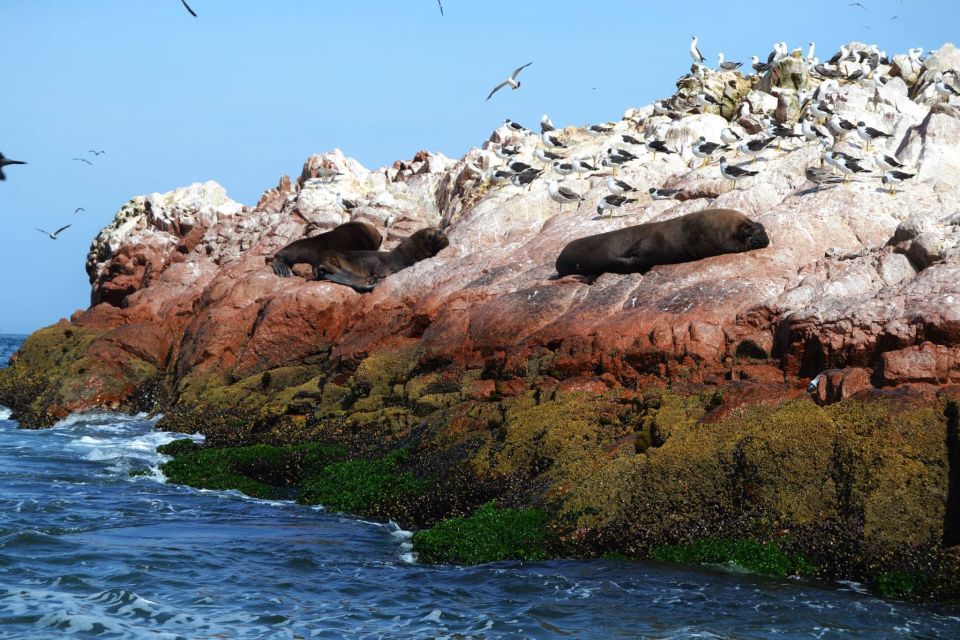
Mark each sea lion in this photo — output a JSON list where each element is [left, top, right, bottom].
[[316, 227, 449, 292], [272, 221, 382, 278], [555, 208, 769, 278]]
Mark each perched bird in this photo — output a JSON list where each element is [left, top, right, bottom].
[[645, 139, 675, 155], [856, 121, 892, 150], [648, 187, 682, 200], [487, 169, 514, 186], [512, 168, 543, 189], [805, 166, 844, 191], [0, 153, 27, 181], [548, 180, 584, 212], [717, 52, 742, 71], [751, 55, 771, 74], [934, 73, 960, 99], [540, 114, 555, 133], [552, 161, 574, 176], [587, 124, 613, 136], [827, 45, 850, 65], [597, 194, 636, 218], [697, 92, 720, 109], [692, 137, 728, 166], [36, 224, 71, 240], [494, 144, 521, 161], [824, 151, 869, 181], [606, 176, 638, 194], [535, 149, 563, 163], [621, 134, 643, 146], [875, 153, 906, 172], [827, 114, 857, 137], [180, 0, 197, 17], [336, 192, 358, 212], [508, 160, 533, 173], [541, 132, 566, 149], [73, 157, 93, 166], [486, 62, 533, 101], [813, 64, 840, 79], [720, 127, 743, 145], [808, 101, 835, 120], [801, 118, 832, 143], [690, 36, 706, 64], [882, 170, 915, 195], [737, 136, 776, 163], [653, 100, 671, 115], [504, 119, 528, 133], [315, 166, 342, 181], [601, 155, 627, 173], [609, 147, 638, 161], [571, 159, 598, 174], [719, 156, 759, 183]]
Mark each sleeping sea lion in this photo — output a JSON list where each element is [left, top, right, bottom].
[[316, 227, 449, 292], [555, 208, 769, 278], [272, 221, 382, 278]]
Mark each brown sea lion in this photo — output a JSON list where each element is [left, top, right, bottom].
[[316, 227, 449, 292], [271, 221, 382, 278], [555, 208, 769, 278]]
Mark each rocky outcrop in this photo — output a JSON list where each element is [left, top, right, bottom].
[[4, 41, 960, 599]]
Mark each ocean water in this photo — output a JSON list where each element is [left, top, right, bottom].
[[1, 334, 959, 639]]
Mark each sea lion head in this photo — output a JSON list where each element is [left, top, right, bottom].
[[408, 227, 450, 256], [735, 218, 770, 251]]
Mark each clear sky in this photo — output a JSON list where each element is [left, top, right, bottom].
[[0, 0, 955, 334]]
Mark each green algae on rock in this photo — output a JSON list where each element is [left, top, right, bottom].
[[413, 502, 553, 564], [650, 537, 818, 577]]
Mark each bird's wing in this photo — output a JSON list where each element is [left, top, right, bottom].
[[35, 228, 50, 236], [437, 0, 443, 16], [849, 2, 865, 8], [54, 224, 72, 236], [74, 207, 85, 214], [510, 61, 533, 79], [486, 81, 509, 101], [694, 45, 704, 62], [181, 0, 198, 17], [558, 186, 580, 199]]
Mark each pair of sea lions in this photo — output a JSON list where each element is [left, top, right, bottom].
[[555, 208, 769, 278], [271, 221, 449, 292]]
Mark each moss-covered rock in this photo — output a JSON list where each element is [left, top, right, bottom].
[[413, 502, 553, 564], [650, 537, 818, 577]]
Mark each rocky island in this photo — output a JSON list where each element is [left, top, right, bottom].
[[3, 41, 960, 601]]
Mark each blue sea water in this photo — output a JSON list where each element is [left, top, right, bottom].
[[1, 334, 959, 638]]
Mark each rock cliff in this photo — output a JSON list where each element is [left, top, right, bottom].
[[3, 42, 960, 599]]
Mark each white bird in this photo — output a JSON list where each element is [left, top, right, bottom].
[[856, 121, 892, 150], [806, 41, 817, 64], [801, 118, 832, 143], [690, 36, 705, 64], [540, 114, 555, 133], [494, 144, 520, 161], [336, 192, 358, 212], [36, 224, 71, 240], [719, 156, 759, 183], [824, 151, 869, 181], [486, 61, 533, 101], [717, 52, 742, 71], [720, 127, 743, 145], [548, 180, 584, 212], [935, 73, 960, 99], [881, 170, 915, 195], [315, 166, 342, 181], [827, 114, 857, 138], [541, 132, 566, 149], [649, 187, 683, 200], [552, 161, 574, 176], [606, 176, 638, 194], [737, 136, 776, 163], [597, 194, 636, 218], [697, 92, 720, 109], [535, 148, 563, 163], [571, 158, 598, 173], [504, 119, 528, 133], [874, 153, 906, 172], [691, 136, 728, 166]]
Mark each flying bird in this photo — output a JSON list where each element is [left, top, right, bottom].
[[73, 157, 94, 166], [849, 2, 865, 8], [180, 0, 197, 17], [87, 150, 106, 156], [0, 152, 26, 181], [36, 224, 71, 240], [486, 62, 533, 101], [74, 207, 85, 215], [437, 0, 443, 16]]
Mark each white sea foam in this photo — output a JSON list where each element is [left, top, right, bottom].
[[0, 405, 11, 420]]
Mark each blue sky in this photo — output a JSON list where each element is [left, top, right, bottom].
[[0, 0, 955, 334]]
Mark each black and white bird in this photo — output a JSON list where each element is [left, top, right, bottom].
[[541, 132, 566, 149], [0, 153, 26, 181], [653, 100, 671, 116], [856, 121, 892, 150], [601, 155, 627, 173], [535, 149, 563, 163], [697, 92, 720, 109], [649, 187, 683, 200], [808, 101, 835, 120], [720, 127, 743, 145], [495, 144, 521, 162], [609, 147, 638, 161], [552, 161, 575, 176], [737, 136, 776, 163], [645, 139, 675, 155], [813, 64, 840, 79], [805, 166, 844, 191], [180, 0, 197, 17], [690, 36, 706, 64], [606, 176, 638, 194], [827, 114, 857, 137], [36, 224, 71, 240], [571, 159, 598, 173], [881, 170, 915, 195], [934, 73, 960, 99], [621, 134, 643, 146], [826, 45, 849, 66], [548, 180, 584, 212], [512, 168, 543, 189], [717, 52, 742, 71], [508, 160, 533, 173], [540, 114, 555, 133], [504, 119, 528, 133], [692, 137, 728, 166], [719, 156, 759, 183], [587, 124, 613, 136], [336, 192, 359, 212], [486, 62, 533, 101], [487, 168, 515, 186], [824, 151, 869, 181], [801, 118, 832, 142], [875, 153, 906, 172], [751, 55, 771, 74], [597, 194, 636, 218]]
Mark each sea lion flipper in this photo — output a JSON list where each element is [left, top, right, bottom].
[[320, 270, 379, 293], [272, 260, 293, 277]]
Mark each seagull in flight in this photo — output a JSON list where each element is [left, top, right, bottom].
[[0, 152, 26, 181], [87, 150, 106, 156], [486, 62, 533, 101], [73, 157, 94, 166], [36, 224, 71, 240], [849, 2, 866, 8], [180, 0, 198, 17], [74, 207, 86, 215], [437, 0, 443, 16]]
